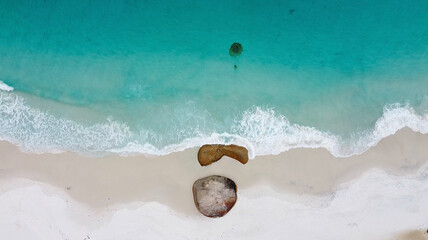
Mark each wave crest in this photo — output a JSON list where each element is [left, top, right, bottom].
[[232, 107, 338, 155], [1, 92, 428, 158], [0, 81, 14, 92], [0, 92, 131, 154]]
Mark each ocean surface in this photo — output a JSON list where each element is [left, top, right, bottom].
[[1, 0, 428, 157]]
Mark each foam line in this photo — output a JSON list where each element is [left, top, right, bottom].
[[1, 92, 428, 158]]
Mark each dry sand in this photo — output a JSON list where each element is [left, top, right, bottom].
[[1, 128, 428, 239]]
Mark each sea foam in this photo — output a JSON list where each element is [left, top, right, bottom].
[[1, 91, 428, 158], [0, 92, 131, 154], [0, 81, 14, 92], [232, 105, 428, 157]]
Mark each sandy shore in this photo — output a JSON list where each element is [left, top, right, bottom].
[[1, 128, 428, 239]]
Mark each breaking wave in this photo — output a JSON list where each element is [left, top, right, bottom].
[[0, 81, 14, 92], [1, 91, 428, 158]]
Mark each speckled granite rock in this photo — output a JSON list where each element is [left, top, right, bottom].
[[192, 175, 237, 218], [197, 144, 248, 166]]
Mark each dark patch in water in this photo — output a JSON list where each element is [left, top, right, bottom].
[[229, 42, 243, 57]]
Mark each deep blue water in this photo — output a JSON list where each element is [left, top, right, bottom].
[[1, 0, 428, 157]]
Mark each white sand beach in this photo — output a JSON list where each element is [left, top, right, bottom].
[[1, 128, 428, 240]]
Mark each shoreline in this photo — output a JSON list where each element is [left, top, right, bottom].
[[2, 90, 428, 160], [1, 128, 428, 239]]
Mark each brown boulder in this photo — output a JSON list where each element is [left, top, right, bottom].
[[197, 144, 248, 166], [192, 175, 237, 218]]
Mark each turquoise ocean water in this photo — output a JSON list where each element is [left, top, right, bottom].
[[1, 0, 428, 157]]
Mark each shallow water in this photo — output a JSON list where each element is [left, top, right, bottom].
[[1, 0, 428, 156]]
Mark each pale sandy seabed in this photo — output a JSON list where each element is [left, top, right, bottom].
[[1, 128, 428, 240]]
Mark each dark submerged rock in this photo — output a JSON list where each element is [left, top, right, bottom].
[[229, 42, 243, 57], [197, 144, 249, 166], [192, 175, 237, 218]]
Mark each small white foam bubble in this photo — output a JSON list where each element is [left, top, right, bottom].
[[0, 81, 14, 92]]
